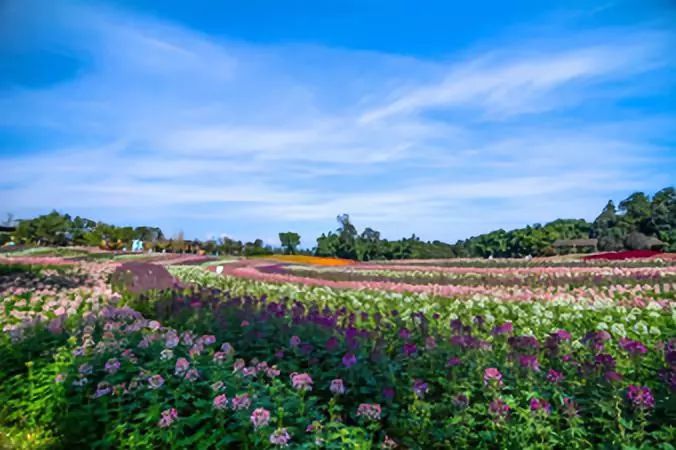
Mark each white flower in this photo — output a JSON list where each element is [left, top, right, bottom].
[[596, 322, 608, 331]]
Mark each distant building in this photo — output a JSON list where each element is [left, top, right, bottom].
[[552, 238, 598, 254]]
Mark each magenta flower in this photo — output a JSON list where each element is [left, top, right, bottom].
[[251, 407, 271, 429], [325, 337, 339, 351], [330, 378, 346, 395], [626, 385, 655, 410], [529, 398, 552, 415], [158, 408, 178, 428], [269, 428, 291, 446], [356, 403, 382, 421], [546, 369, 564, 384], [185, 368, 200, 382], [492, 322, 513, 336], [342, 352, 357, 368], [619, 338, 648, 357], [483, 368, 503, 386], [291, 373, 313, 391], [519, 355, 540, 372], [402, 343, 417, 357]]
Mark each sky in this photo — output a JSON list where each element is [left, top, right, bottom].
[[1, 0, 675, 247]]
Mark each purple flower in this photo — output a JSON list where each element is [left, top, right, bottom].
[[251, 407, 271, 429], [594, 353, 616, 370], [619, 338, 648, 357], [93, 381, 112, 398], [269, 428, 291, 446], [158, 408, 178, 428], [398, 328, 411, 340], [483, 368, 503, 386], [412, 379, 428, 398], [402, 343, 417, 357], [626, 385, 655, 410], [342, 352, 357, 368], [382, 386, 395, 401], [289, 335, 301, 347], [104, 358, 121, 374], [447, 356, 462, 367], [546, 369, 564, 384]]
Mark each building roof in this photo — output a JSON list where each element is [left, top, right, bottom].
[[552, 238, 598, 247]]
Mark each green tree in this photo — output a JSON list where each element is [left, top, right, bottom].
[[278, 231, 301, 254]]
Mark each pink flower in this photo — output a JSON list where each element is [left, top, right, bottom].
[[483, 368, 503, 386], [266, 366, 281, 378], [213, 394, 228, 410], [231, 393, 252, 410], [158, 408, 178, 428], [356, 403, 382, 421], [233, 358, 246, 373], [251, 407, 271, 429], [185, 368, 200, 382], [291, 373, 313, 391], [425, 336, 437, 350], [330, 378, 345, 395], [175, 357, 190, 376]]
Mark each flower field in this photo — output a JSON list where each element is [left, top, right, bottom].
[[0, 254, 674, 449]]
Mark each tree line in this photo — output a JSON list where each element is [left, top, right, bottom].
[[2, 187, 673, 259]]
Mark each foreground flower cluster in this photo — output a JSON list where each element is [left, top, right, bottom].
[[0, 257, 674, 449]]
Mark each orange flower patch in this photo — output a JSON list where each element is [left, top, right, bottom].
[[265, 255, 355, 266]]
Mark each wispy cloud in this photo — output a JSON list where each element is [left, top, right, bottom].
[[1, 1, 674, 244]]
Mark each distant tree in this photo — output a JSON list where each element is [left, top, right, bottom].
[[278, 231, 301, 254]]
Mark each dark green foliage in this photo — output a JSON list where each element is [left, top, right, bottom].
[[278, 232, 301, 254]]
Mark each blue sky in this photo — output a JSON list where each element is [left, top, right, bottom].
[[1, 0, 675, 247]]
